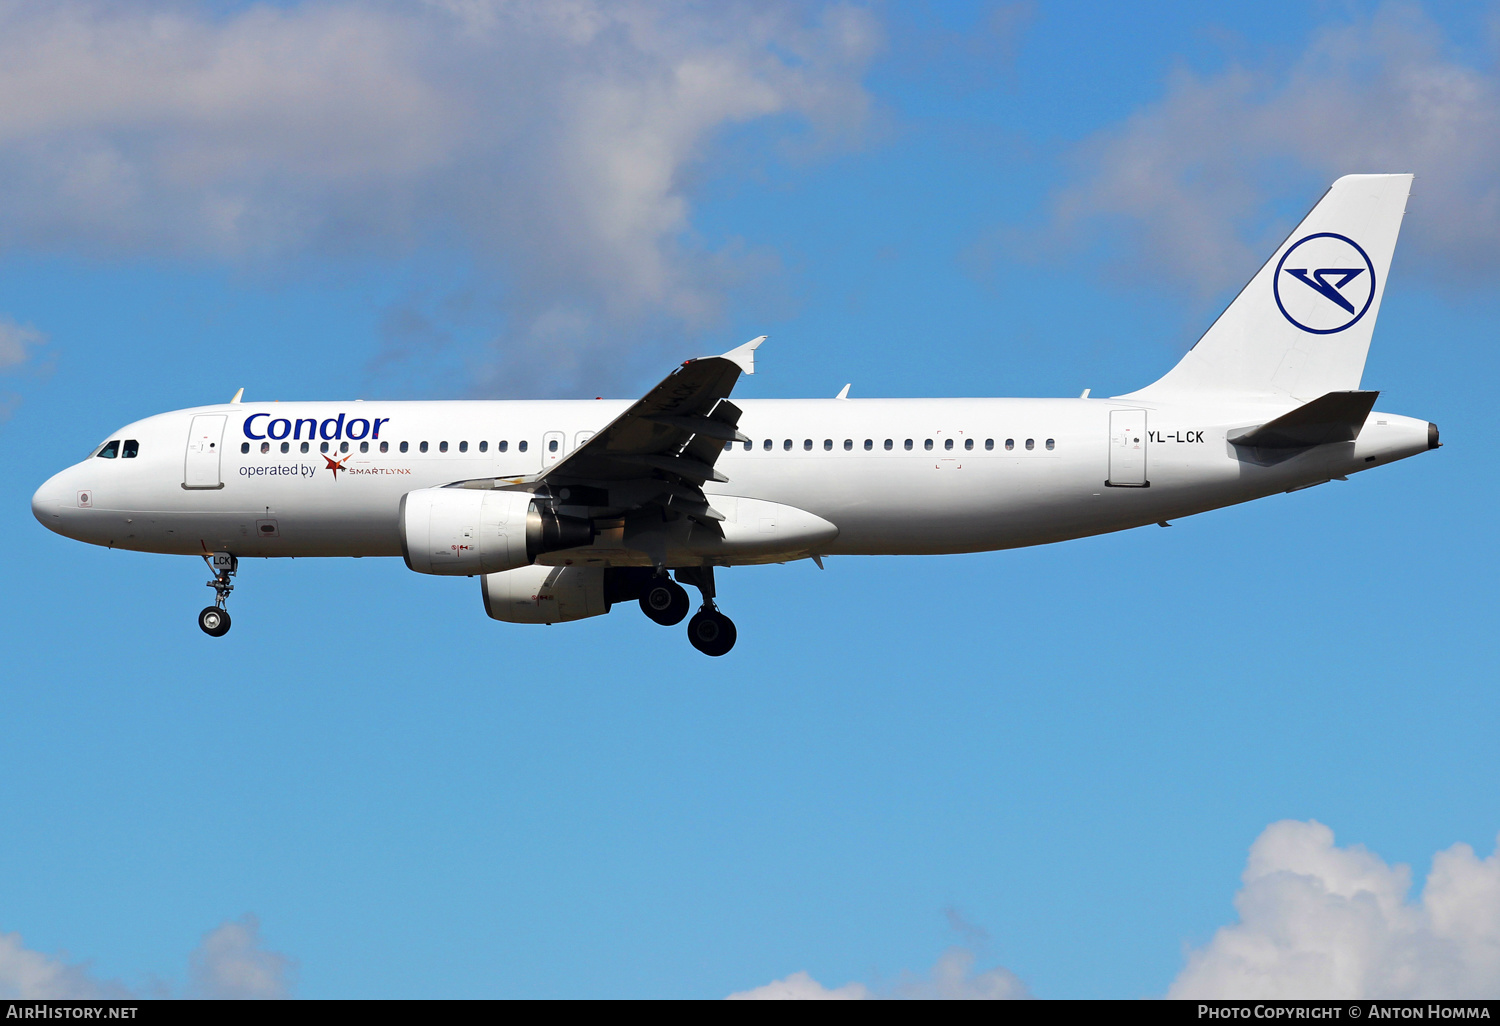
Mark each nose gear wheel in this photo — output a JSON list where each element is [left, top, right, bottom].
[[198, 606, 231, 637]]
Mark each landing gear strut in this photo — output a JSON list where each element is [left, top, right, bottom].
[[676, 567, 736, 657], [199, 551, 236, 637]]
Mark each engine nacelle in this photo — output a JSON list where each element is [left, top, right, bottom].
[[400, 487, 593, 576], [481, 564, 610, 624]]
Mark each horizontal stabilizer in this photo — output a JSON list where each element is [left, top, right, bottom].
[[1229, 391, 1379, 449]]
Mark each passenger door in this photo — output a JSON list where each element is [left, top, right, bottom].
[[1108, 409, 1148, 487], [184, 415, 227, 489]]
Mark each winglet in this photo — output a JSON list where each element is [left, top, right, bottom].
[[835, 383, 851, 400], [230, 388, 244, 404], [718, 336, 766, 375]]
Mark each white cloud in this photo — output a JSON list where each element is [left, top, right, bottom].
[[729, 969, 872, 1000], [0, 317, 43, 371], [0, 932, 131, 999], [0, 915, 294, 1000], [187, 915, 295, 1000], [0, 0, 879, 393], [1044, 3, 1500, 297], [1170, 820, 1500, 999], [728, 946, 1030, 1000]]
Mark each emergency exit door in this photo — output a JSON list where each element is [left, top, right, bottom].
[[1108, 409, 1148, 487], [184, 414, 227, 489]]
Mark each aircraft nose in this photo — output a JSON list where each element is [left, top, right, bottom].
[[32, 470, 72, 533]]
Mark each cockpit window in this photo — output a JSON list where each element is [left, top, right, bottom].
[[122, 439, 139, 458], [96, 440, 120, 459]]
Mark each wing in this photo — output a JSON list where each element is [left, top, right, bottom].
[[473, 336, 764, 527]]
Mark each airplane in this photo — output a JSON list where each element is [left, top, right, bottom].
[[31, 174, 1438, 656]]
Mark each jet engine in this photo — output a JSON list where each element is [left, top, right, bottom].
[[481, 564, 609, 624], [400, 487, 593, 576], [481, 565, 657, 624]]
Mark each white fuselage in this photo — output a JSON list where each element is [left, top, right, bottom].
[[32, 396, 1435, 563]]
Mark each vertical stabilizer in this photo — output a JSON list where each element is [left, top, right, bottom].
[[1122, 174, 1413, 401]]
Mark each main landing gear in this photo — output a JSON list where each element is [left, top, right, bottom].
[[198, 551, 236, 637], [639, 577, 690, 626], [649, 566, 736, 657]]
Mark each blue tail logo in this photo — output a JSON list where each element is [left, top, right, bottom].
[[1282, 267, 1364, 314], [1273, 232, 1376, 334]]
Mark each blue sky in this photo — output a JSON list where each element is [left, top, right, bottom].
[[2, 0, 1497, 999]]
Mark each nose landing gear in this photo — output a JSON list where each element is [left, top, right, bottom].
[[675, 567, 736, 657], [199, 551, 236, 637]]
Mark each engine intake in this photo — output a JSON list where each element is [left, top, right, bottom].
[[400, 487, 593, 576]]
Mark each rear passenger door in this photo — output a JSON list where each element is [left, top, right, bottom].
[[1107, 409, 1147, 487]]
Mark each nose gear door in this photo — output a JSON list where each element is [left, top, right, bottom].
[[184, 414, 227, 489]]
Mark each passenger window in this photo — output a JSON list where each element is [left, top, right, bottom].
[[743, 440, 752, 451], [498, 440, 508, 452], [281, 442, 290, 454], [803, 439, 812, 451], [260, 441, 270, 454], [399, 441, 409, 453], [985, 439, 993, 450], [1046, 438, 1055, 450], [547, 439, 558, 453], [884, 439, 893, 450], [724, 441, 733, 451], [360, 441, 369, 453], [1025, 438, 1035, 450], [301, 441, 310, 454], [823, 439, 832, 451], [439, 441, 448, 453], [904, 439, 913, 450], [944, 438, 954, 451], [239, 442, 249, 454], [459, 441, 468, 453], [340, 441, 350, 453], [864, 439, 873, 450], [321, 441, 330, 453], [924, 439, 933, 451], [964, 438, 973, 451], [419, 441, 428, 453], [784, 439, 792, 451], [380, 441, 389, 453], [478, 441, 487, 453], [1005, 439, 1014, 451], [519, 440, 528, 452], [763, 439, 772, 451], [123, 439, 139, 458], [844, 439, 853, 451]]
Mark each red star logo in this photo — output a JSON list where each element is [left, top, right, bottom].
[[323, 452, 352, 479]]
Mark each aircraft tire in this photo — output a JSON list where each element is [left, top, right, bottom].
[[198, 606, 231, 637], [640, 580, 690, 626], [687, 609, 736, 657]]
